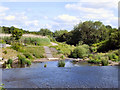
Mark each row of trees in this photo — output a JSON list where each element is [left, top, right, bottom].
[[1, 21, 119, 52]]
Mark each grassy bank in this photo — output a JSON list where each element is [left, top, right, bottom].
[[50, 42, 75, 57]]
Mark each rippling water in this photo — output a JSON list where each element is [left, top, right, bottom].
[[1, 60, 120, 88]]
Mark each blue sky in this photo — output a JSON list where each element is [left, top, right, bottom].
[[0, 0, 118, 31]]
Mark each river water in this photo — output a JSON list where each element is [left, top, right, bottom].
[[1, 60, 120, 88]]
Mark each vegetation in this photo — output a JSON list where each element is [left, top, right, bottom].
[[50, 42, 75, 56], [58, 61, 65, 67], [1, 20, 120, 66], [44, 64, 47, 67], [21, 37, 51, 46], [70, 44, 90, 58]]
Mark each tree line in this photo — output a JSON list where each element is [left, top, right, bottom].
[[1, 21, 120, 52]]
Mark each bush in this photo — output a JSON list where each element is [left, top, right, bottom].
[[3, 50, 7, 54], [6, 64, 11, 69], [58, 61, 65, 67], [11, 42, 22, 51], [7, 59, 13, 67], [88, 59, 101, 64], [60, 55, 65, 59], [18, 56, 26, 65], [71, 45, 89, 58], [101, 57, 108, 66], [44, 64, 47, 67], [26, 60, 31, 66], [23, 52, 33, 59]]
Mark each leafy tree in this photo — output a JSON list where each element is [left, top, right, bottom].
[[11, 28, 23, 40], [38, 28, 53, 36]]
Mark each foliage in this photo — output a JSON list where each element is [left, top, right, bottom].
[[11, 42, 22, 51], [7, 59, 13, 67], [11, 28, 23, 40], [101, 57, 109, 66], [44, 64, 47, 67], [58, 61, 65, 67], [26, 59, 31, 66], [50, 42, 75, 56], [20, 47, 45, 59], [70, 44, 90, 58], [38, 28, 53, 36], [21, 37, 50, 46], [23, 52, 33, 59], [33, 53, 44, 58], [3, 50, 7, 54], [60, 55, 65, 59]]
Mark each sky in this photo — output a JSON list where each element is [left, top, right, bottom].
[[0, 0, 118, 32]]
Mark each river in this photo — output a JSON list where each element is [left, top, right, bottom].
[[1, 60, 120, 88]]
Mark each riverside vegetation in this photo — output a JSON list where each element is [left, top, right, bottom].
[[0, 21, 120, 67]]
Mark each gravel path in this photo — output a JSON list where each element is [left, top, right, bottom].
[[44, 46, 53, 58]]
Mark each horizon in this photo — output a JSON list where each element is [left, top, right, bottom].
[[0, 0, 118, 31]]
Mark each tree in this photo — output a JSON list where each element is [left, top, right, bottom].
[[38, 28, 53, 36], [11, 28, 23, 40]]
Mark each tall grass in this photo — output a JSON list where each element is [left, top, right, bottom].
[[21, 37, 51, 46]]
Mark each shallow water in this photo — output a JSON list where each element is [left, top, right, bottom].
[[1, 60, 120, 88]]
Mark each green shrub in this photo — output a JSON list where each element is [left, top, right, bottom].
[[6, 64, 11, 69], [23, 52, 33, 59], [71, 45, 89, 58], [26, 60, 31, 66], [58, 61, 65, 67], [44, 64, 47, 67], [60, 55, 65, 59], [88, 54, 93, 58], [101, 57, 108, 66], [3, 50, 7, 54], [7, 59, 13, 67], [88, 59, 101, 64], [18, 57, 26, 65], [11, 42, 22, 51]]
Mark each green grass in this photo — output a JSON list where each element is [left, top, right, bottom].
[[20, 37, 51, 46], [50, 42, 75, 56], [19, 46, 45, 59]]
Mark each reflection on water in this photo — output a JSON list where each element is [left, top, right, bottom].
[[30, 60, 94, 68]]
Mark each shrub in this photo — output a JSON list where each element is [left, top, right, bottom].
[[7, 59, 13, 67], [88, 54, 93, 58], [26, 60, 31, 66], [3, 50, 7, 54], [18, 57, 26, 65], [23, 52, 33, 59], [71, 45, 89, 58], [11, 42, 22, 51], [101, 57, 108, 66], [6, 64, 11, 69], [60, 55, 65, 59], [58, 61, 65, 67], [44, 64, 47, 67], [88, 59, 101, 64]]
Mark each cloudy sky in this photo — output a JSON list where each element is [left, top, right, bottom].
[[0, 0, 118, 31]]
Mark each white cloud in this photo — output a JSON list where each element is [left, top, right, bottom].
[[65, 2, 118, 27], [4, 15, 16, 21], [0, 6, 9, 12], [44, 16, 48, 19], [25, 20, 39, 26], [54, 14, 80, 24]]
